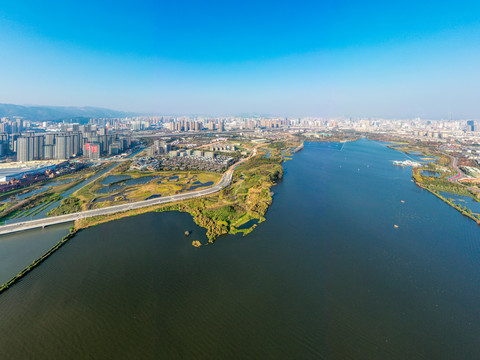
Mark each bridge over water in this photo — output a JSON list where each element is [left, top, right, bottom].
[[0, 170, 234, 236]]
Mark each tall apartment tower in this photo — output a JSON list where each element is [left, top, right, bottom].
[[17, 137, 31, 162], [72, 132, 82, 156], [44, 145, 55, 160], [45, 133, 55, 145], [16, 134, 44, 162], [55, 135, 68, 160], [467, 120, 475, 132], [16, 118, 23, 132], [33, 135, 44, 160]]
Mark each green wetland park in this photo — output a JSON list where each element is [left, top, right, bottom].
[[1, 139, 480, 359]]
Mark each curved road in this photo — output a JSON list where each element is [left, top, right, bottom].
[[0, 156, 251, 236], [446, 153, 465, 182], [444, 152, 480, 194]]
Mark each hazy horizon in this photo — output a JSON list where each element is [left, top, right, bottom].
[[1, 1, 479, 118], [3, 102, 480, 121]]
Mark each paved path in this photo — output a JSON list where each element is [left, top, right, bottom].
[[0, 145, 258, 236], [446, 154, 465, 182], [0, 160, 246, 236], [444, 153, 480, 194]]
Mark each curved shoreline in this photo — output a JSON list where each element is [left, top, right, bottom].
[[0, 164, 234, 236], [0, 142, 297, 295], [389, 142, 480, 224], [415, 182, 480, 224]]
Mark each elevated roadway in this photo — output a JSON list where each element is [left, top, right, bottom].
[[0, 160, 245, 236]]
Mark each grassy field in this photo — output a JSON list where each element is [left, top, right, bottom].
[[52, 168, 221, 214], [72, 139, 298, 245], [74, 155, 284, 244], [0, 175, 90, 222]]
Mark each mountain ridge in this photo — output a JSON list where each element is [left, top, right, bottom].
[[0, 103, 137, 122]]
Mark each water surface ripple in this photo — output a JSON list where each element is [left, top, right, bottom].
[[0, 139, 480, 359]]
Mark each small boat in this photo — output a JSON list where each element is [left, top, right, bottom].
[[394, 225, 399, 228], [401, 200, 405, 203]]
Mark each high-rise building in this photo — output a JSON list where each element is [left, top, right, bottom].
[[0, 133, 8, 157], [17, 137, 31, 162], [33, 135, 44, 160], [467, 120, 475, 132], [84, 142, 101, 159], [16, 119, 23, 132], [45, 133, 55, 145], [71, 132, 82, 156], [44, 144, 55, 160], [16, 133, 44, 161], [14, 127, 130, 161], [55, 135, 69, 160]]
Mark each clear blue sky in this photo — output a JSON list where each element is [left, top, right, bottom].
[[0, 0, 479, 118]]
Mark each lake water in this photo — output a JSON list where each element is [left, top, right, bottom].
[[0, 224, 71, 284], [97, 175, 158, 194], [188, 181, 214, 191], [440, 191, 480, 214], [101, 174, 132, 185], [421, 170, 440, 177], [1, 139, 480, 359]]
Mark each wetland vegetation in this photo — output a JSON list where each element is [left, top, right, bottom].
[[389, 140, 480, 223], [73, 140, 297, 244]]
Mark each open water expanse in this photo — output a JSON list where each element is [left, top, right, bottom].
[[1, 139, 480, 359]]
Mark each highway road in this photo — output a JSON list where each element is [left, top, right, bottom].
[[0, 156, 251, 236], [444, 153, 480, 194], [447, 153, 465, 182]]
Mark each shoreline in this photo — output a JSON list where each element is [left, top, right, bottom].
[[388, 141, 480, 225], [0, 141, 297, 294], [418, 183, 480, 224]]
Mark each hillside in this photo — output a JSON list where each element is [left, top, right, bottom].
[[0, 103, 135, 122]]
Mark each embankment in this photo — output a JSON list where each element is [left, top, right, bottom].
[[0, 228, 78, 294]]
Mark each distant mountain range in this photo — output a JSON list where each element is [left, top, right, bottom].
[[0, 103, 136, 122]]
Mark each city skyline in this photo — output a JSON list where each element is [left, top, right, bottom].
[[0, 1, 479, 118]]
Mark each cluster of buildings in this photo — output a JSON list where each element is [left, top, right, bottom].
[[131, 145, 235, 172], [160, 117, 286, 132], [16, 132, 82, 162], [129, 157, 161, 171], [146, 140, 172, 156], [286, 117, 480, 144], [162, 150, 234, 172], [4, 112, 480, 163], [5, 112, 480, 138], [0, 117, 30, 134], [336, 118, 480, 140], [120, 116, 289, 133], [209, 144, 237, 152], [439, 144, 480, 166], [167, 119, 225, 132], [4, 124, 133, 162], [0, 161, 84, 193]]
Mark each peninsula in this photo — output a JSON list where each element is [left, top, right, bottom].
[[0, 135, 301, 244]]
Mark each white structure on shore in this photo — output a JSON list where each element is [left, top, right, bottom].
[[392, 160, 421, 167]]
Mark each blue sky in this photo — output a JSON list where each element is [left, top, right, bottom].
[[0, 0, 479, 118]]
